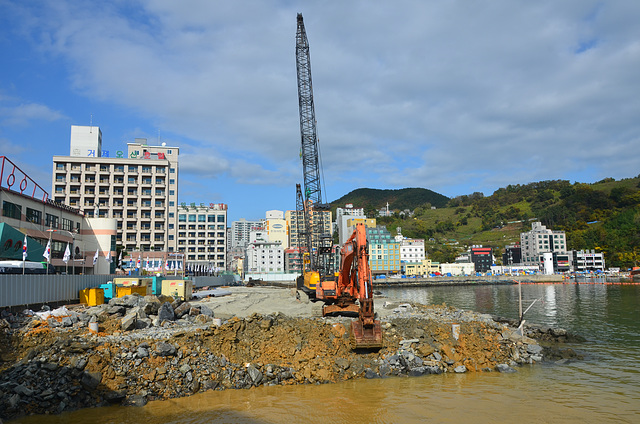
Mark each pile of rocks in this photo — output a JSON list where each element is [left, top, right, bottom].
[[0, 297, 579, 421]]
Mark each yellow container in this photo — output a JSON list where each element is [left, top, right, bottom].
[[161, 279, 193, 300], [79, 288, 104, 306], [116, 285, 148, 298], [113, 277, 152, 287]]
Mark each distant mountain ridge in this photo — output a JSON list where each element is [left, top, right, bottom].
[[330, 187, 449, 211]]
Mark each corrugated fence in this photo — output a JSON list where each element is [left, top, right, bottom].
[[0, 274, 116, 308]]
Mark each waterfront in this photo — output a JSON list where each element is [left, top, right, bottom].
[[11, 282, 640, 423]]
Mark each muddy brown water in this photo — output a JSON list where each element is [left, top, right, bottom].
[[10, 283, 640, 423]]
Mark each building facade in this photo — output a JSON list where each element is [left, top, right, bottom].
[[176, 203, 227, 270], [520, 222, 567, 267], [366, 226, 400, 274], [470, 246, 493, 273], [573, 250, 605, 272], [2, 155, 115, 274], [230, 218, 262, 248], [285, 209, 332, 250], [52, 126, 179, 253], [245, 241, 285, 273]]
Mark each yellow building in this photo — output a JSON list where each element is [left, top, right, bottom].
[[405, 259, 440, 276]]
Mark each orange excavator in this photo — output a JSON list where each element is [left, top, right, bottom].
[[316, 223, 383, 349]]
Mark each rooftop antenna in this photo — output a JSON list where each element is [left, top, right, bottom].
[[90, 113, 93, 133]]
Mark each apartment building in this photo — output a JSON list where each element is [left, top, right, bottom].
[[230, 218, 262, 248], [520, 222, 567, 266], [52, 126, 179, 253], [366, 226, 400, 274], [176, 203, 227, 269], [285, 209, 332, 249]]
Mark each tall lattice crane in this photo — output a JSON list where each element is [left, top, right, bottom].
[[295, 13, 333, 293]]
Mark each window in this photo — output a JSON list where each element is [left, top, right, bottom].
[[169, 201, 174, 207], [2, 201, 22, 220], [169, 190, 175, 196], [188, 215, 196, 222], [168, 213, 174, 218], [169, 179, 175, 185], [45, 213, 59, 229], [26, 208, 41, 224], [178, 214, 186, 222], [61, 218, 73, 231], [128, 165, 138, 172], [114, 165, 124, 172], [198, 215, 206, 222], [217, 215, 225, 223]]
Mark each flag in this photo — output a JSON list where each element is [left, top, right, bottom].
[[118, 251, 122, 266], [93, 249, 99, 265], [106, 251, 112, 263], [136, 255, 141, 269], [145, 256, 149, 270], [43, 239, 51, 261], [63, 244, 70, 264], [165, 260, 169, 270], [22, 235, 27, 260], [178, 261, 182, 270], [171, 261, 175, 271]]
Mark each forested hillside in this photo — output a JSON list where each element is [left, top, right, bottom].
[[330, 188, 449, 215], [334, 177, 640, 268]]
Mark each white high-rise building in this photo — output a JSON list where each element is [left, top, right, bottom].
[[520, 222, 567, 266], [52, 126, 179, 253], [231, 218, 262, 248]]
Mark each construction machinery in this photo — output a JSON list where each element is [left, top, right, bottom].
[[294, 14, 382, 349], [318, 223, 383, 349], [295, 13, 334, 297]]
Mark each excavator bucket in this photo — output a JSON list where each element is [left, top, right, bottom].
[[350, 319, 383, 350]]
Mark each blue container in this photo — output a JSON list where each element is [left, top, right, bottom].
[[100, 282, 116, 300]]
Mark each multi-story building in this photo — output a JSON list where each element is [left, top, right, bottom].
[[230, 218, 262, 248], [176, 203, 227, 270], [285, 209, 332, 250], [520, 222, 567, 267], [335, 204, 366, 244], [503, 244, 522, 266], [573, 250, 605, 272], [366, 226, 400, 274], [52, 126, 179, 253], [405, 259, 439, 276], [246, 241, 285, 273], [263, 210, 289, 249], [470, 246, 493, 273], [2, 155, 115, 274]]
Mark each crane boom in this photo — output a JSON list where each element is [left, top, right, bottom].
[[295, 13, 332, 279]]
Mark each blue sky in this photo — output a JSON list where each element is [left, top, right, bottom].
[[1, 1, 639, 223]]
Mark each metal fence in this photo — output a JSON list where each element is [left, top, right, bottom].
[[0, 274, 117, 308]]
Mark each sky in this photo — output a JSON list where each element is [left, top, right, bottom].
[[1, 0, 639, 223]]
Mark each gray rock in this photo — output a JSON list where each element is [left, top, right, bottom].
[[454, 365, 467, 373], [408, 367, 427, 377], [378, 363, 391, 376], [157, 302, 175, 322], [14, 384, 34, 396], [432, 352, 442, 361], [121, 313, 137, 331], [188, 306, 201, 316], [143, 296, 161, 315], [81, 371, 102, 390], [426, 366, 443, 375], [247, 365, 263, 385], [364, 368, 380, 379], [200, 305, 214, 317], [47, 317, 61, 328], [61, 316, 73, 327], [125, 394, 148, 407], [107, 305, 126, 315], [527, 344, 543, 355], [137, 346, 149, 358], [179, 364, 192, 374], [495, 364, 517, 373], [174, 302, 192, 319], [156, 342, 177, 357]]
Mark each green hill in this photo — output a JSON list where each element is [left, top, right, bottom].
[[330, 187, 449, 213], [329, 176, 640, 269]]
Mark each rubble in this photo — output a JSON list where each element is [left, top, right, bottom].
[[0, 289, 579, 421]]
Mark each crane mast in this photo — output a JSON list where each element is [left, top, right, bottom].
[[296, 13, 332, 278]]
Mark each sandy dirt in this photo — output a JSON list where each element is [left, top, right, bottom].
[[194, 286, 399, 319]]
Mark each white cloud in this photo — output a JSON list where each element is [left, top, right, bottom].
[[4, 0, 640, 201], [0, 103, 67, 126]]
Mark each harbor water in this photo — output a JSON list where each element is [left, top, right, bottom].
[[12, 282, 640, 423]]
